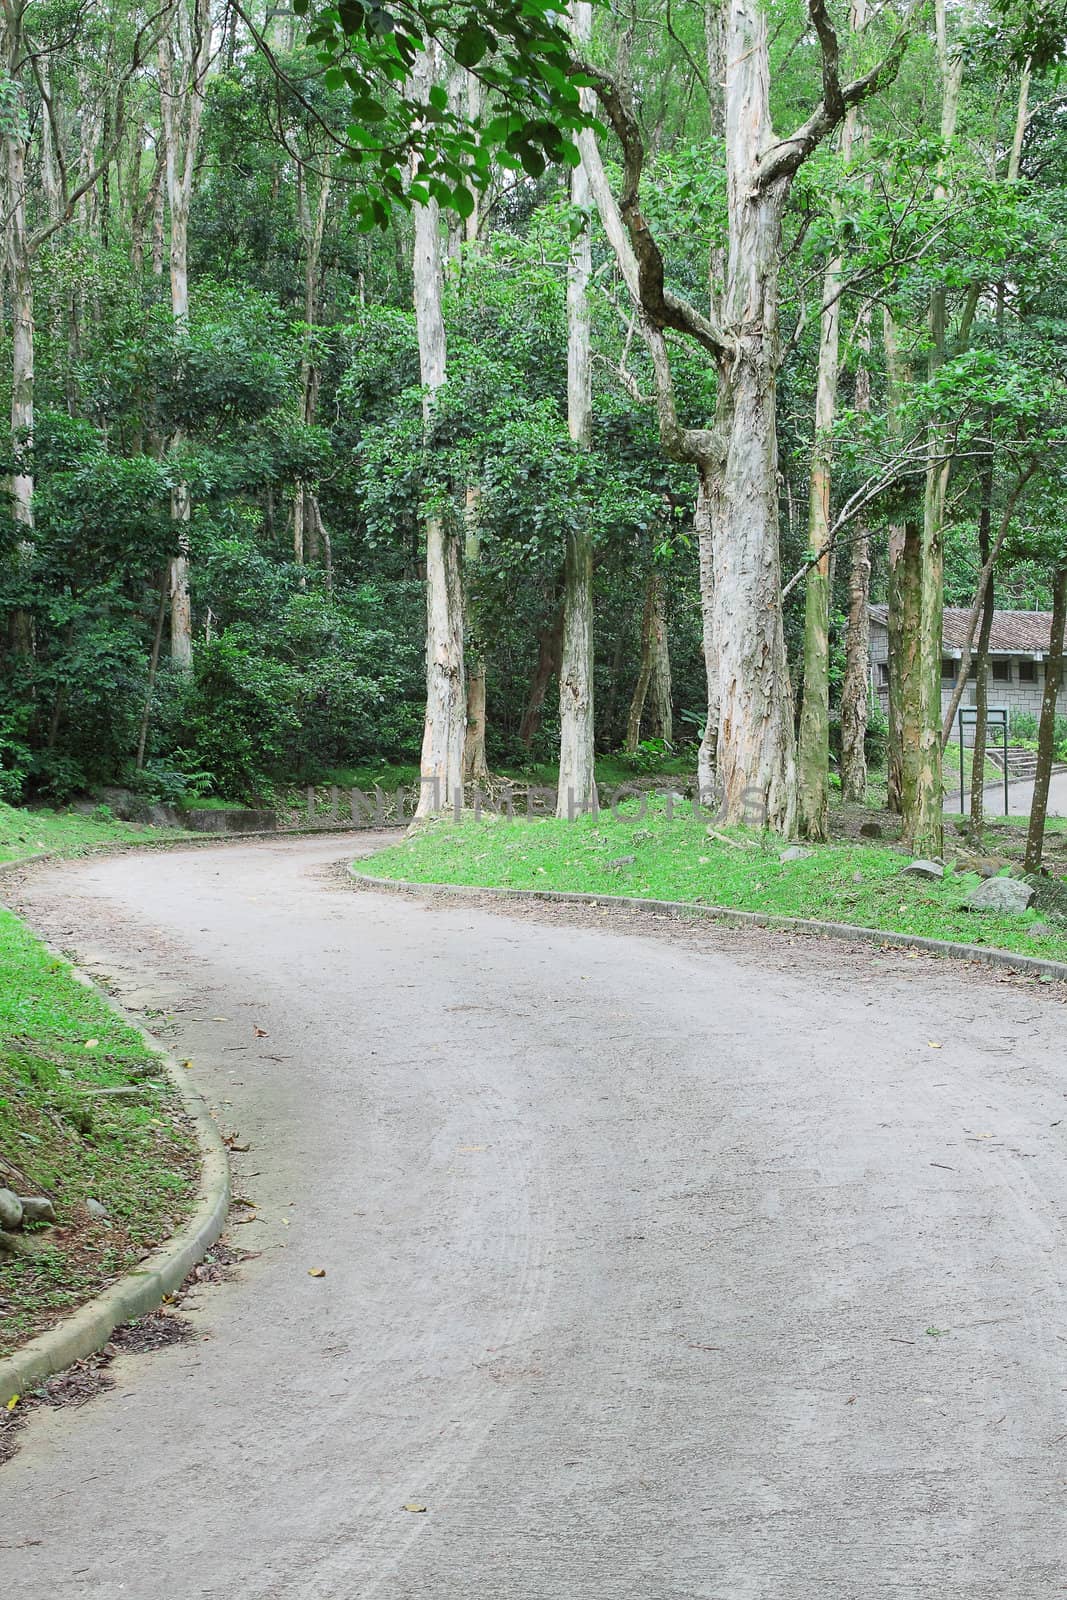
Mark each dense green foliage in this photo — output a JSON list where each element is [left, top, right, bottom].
[[0, 0, 1064, 808]]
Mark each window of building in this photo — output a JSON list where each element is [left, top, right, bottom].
[[1018, 660, 1037, 682], [877, 663, 890, 688], [941, 657, 956, 680], [991, 660, 1013, 683]]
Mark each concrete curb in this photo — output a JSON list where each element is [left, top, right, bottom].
[[348, 866, 1067, 984], [0, 930, 230, 1409]]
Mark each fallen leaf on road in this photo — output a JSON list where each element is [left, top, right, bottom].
[[6, 1394, 18, 1410], [308, 1267, 326, 1278], [253, 1026, 268, 1038], [928, 1041, 942, 1049], [181, 1059, 194, 1070], [233, 1212, 259, 1225], [402, 1503, 427, 1514]]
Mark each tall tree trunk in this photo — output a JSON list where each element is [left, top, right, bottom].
[[967, 479, 995, 840], [695, 474, 719, 800], [839, 344, 872, 802], [707, 0, 796, 832], [883, 309, 908, 814], [648, 580, 672, 743], [902, 0, 964, 857], [294, 159, 331, 568], [4, 109, 34, 655], [520, 599, 564, 750], [796, 251, 842, 839], [625, 570, 671, 751], [1024, 568, 1067, 872], [462, 487, 488, 782], [412, 47, 465, 818], [159, 0, 211, 675], [557, 0, 596, 819]]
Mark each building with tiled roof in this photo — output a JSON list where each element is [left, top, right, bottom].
[[868, 605, 1064, 732]]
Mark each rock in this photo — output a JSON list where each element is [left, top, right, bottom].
[[852, 871, 864, 884], [966, 876, 1035, 914], [609, 854, 636, 867], [779, 846, 812, 863], [902, 859, 944, 880], [859, 822, 883, 838], [1028, 922, 1053, 939], [19, 1196, 57, 1225], [0, 1189, 23, 1230], [85, 1197, 109, 1221]]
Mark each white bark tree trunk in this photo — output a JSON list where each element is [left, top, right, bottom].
[[159, 0, 211, 674], [413, 46, 465, 818], [557, 0, 596, 819]]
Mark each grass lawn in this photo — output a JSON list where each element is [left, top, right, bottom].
[[0, 909, 198, 1356], [0, 799, 191, 865], [362, 800, 1067, 966]]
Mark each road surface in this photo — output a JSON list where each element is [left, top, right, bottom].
[[3, 835, 1067, 1598], [947, 766, 1067, 819]]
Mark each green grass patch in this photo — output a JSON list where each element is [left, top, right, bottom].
[[0, 800, 191, 865], [0, 910, 198, 1354], [363, 802, 1067, 966]]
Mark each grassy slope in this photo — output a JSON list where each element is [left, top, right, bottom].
[[0, 910, 198, 1354], [363, 802, 1067, 965], [0, 800, 191, 865]]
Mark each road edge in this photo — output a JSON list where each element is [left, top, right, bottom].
[[348, 866, 1067, 983], [0, 894, 230, 1408]]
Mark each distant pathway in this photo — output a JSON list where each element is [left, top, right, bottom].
[[2, 835, 1066, 1598], [947, 765, 1067, 818]]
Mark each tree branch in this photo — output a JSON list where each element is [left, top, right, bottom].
[[756, 0, 920, 191], [574, 58, 735, 361]]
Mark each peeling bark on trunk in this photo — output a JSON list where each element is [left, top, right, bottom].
[[557, 0, 596, 819], [1024, 567, 1067, 873], [413, 46, 465, 818]]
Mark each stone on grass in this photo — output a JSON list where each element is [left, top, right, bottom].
[[852, 871, 864, 884], [779, 846, 813, 863], [609, 854, 636, 868], [1028, 922, 1053, 939], [0, 1188, 23, 1230], [19, 1196, 56, 1225], [859, 822, 883, 838], [86, 1197, 109, 1221], [901, 859, 944, 881], [966, 877, 1035, 914]]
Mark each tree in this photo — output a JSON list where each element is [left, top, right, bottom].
[[556, 0, 595, 819], [577, 0, 916, 831], [410, 46, 465, 817]]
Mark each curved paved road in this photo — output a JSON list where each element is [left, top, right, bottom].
[[3, 836, 1067, 1598]]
